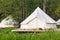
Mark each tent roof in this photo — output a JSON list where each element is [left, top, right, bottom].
[[57, 19, 60, 22], [21, 7, 56, 24], [1, 15, 13, 22], [1, 15, 18, 25]]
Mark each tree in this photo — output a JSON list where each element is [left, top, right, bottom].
[[20, 0, 25, 20]]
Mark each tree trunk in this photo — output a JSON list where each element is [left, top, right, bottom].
[[18, 0, 25, 27], [43, 0, 47, 12], [20, 0, 25, 21]]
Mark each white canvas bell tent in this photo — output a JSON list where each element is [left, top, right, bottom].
[[20, 7, 57, 30], [57, 19, 60, 25], [0, 15, 17, 28]]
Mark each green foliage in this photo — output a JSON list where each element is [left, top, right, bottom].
[[57, 25, 60, 28], [0, 0, 21, 21], [0, 0, 60, 22], [25, 0, 43, 18], [47, 0, 60, 20]]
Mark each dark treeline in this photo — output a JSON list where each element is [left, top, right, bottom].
[[0, 0, 60, 22]]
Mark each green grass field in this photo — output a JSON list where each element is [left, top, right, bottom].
[[0, 27, 60, 40]]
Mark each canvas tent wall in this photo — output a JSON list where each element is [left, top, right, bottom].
[[0, 15, 18, 28], [57, 19, 60, 25], [20, 7, 57, 30]]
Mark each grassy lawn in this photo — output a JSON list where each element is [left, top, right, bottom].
[[0, 26, 60, 40]]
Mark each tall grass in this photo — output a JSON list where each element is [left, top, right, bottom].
[[0, 27, 60, 40]]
